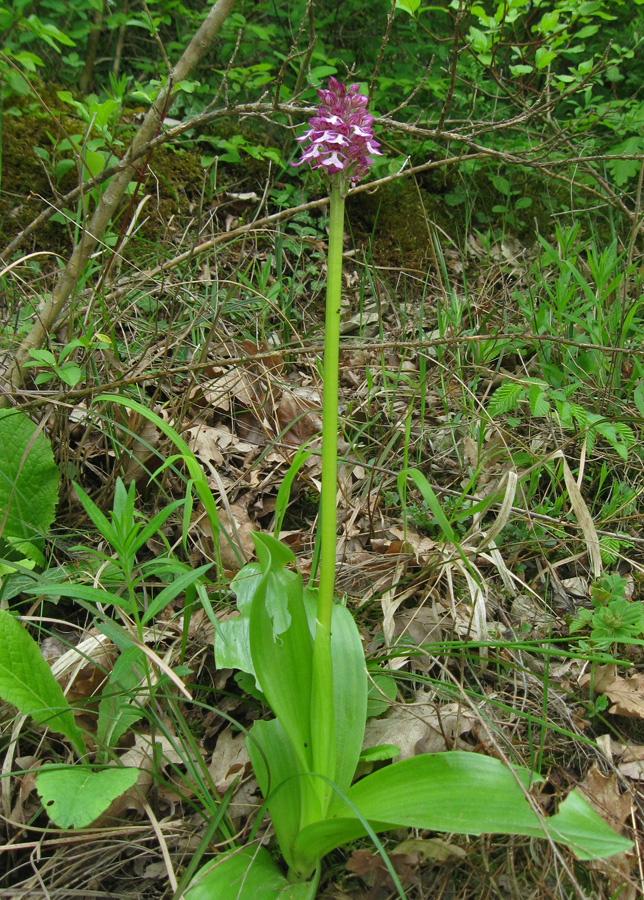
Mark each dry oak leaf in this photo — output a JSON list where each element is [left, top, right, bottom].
[[345, 847, 419, 890], [578, 768, 637, 900], [580, 665, 644, 718], [208, 725, 252, 794], [392, 838, 466, 864], [577, 763, 632, 827], [363, 697, 474, 760]]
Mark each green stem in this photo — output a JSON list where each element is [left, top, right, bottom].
[[317, 186, 345, 631], [308, 185, 345, 815]]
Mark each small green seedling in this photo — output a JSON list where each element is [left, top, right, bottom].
[[570, 573, 644, 652]]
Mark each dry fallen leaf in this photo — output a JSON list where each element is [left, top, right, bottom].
[[577, 763, 632, 827], [208, 725, 252, 794], [577, 764, 637, 899], [392, 837, 466, 863], [345, 847, 419, 890], [363, 697, 474, 760], [581, 666, 644, 718]]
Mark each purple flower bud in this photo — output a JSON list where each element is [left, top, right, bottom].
[[292, 77, 382, 194]]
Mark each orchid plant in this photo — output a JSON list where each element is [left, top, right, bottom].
[[186, 79, 630, 900]]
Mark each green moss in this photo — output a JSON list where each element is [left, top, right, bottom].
[[0, 109, 73, 257], [347, 180, 432, 269]]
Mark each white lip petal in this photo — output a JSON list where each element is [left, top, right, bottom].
[[322, 151, 345, 168]]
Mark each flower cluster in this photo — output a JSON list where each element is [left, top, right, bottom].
[[292, 77, 381, 193]]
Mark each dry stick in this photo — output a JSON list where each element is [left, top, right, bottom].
[[0, 0, 237, 406]]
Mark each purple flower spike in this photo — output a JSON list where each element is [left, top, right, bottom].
[[292, 76, 382, 194]]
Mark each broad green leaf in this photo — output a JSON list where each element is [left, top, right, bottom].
[[0, 409, 59, 553], [292, 752, 630, 873], [82, 149, 105, 178], [0, 609, 85, 754], [250, 534, 313, 773], [36, 766, 138, 828], [395, 0, 421, 16], [367, 670, 397, 718], [607, 136, 643, 186], [214, 563, 263, 679], [491, 174, 510, 195], [231, 563, 263, 613], [488, 381, 525, 417], [535, 46, 557, 69], [529, 384, 550, 417], [215, 614, 254, 676], [359, 744, 401, 763], [186, 846, 314, 900], [327, 602, 368, 793], [246, 719, 303, 871], [97, 646, 146, 752], [548, 789, 633, 860]]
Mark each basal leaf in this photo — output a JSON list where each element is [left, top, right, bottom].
[[250, 534, 313, 773], [328, 602, 368, 794], [0, 409, 59, 553], [214, 563, 262, 679], [0, 609, 85, 754], [230, 563, 263, 613], [293, 752, 630, 874], [186, 846, 313, 900], [36, 765, 138, 828], [246, 718, 303, 871], [215, 612, 254, 676], [548, 789, 633, 860]]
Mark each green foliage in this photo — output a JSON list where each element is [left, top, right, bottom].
[[24, 348, 83, 387], [4, 1, 644, 893], [0, 608, 85, 754], [186, 847, 313, 900], [96, 646, 147, 757], [22, 332, 111, 388], [0, 409, 60, 567], [203, 534, 631, 897], [569, 572, 644, 650], [366, 668, 398, 718], [517, 226, 644, 397], [22, 476, 212, 636], [487, 377, 635, 460], [35, 765, 138, 829], [94, 395, 223, 575]]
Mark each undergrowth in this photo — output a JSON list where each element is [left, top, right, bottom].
[[2, 0, 644, 897]]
